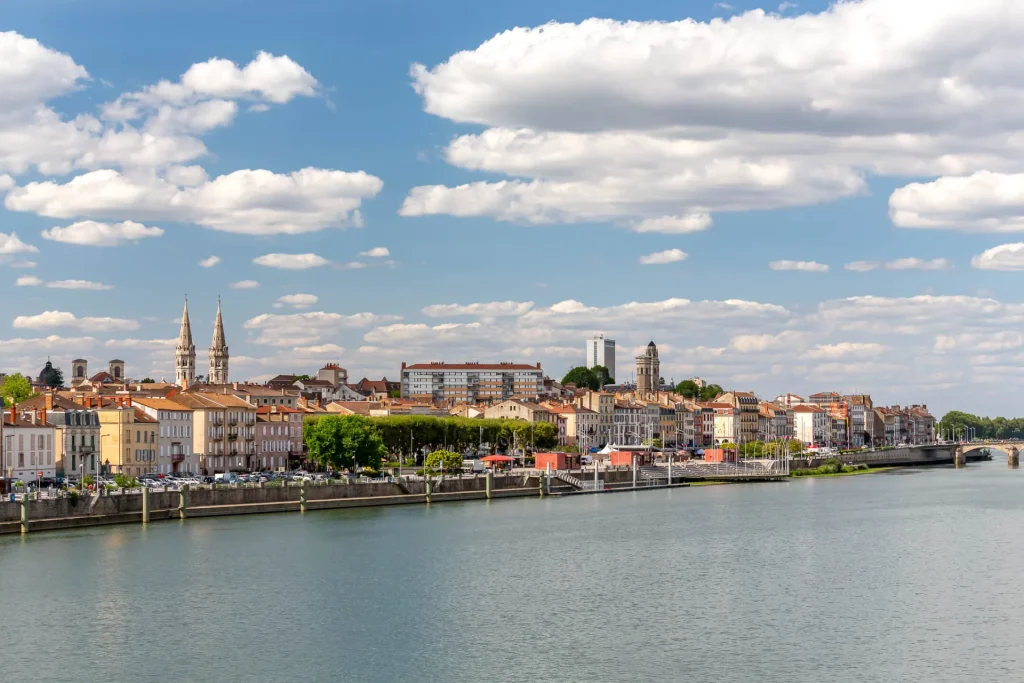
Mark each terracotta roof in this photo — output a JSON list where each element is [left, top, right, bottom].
[[3, 413, 56, 428], [131, 397, 192, 412], [256, 405, 300, 414], [792, 405, 825, 412], [133, 409, 158, 423]]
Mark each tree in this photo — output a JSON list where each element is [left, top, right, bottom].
[[44, 367, 64, 389], [561, 366, 599, 390], [675, 379, 700, 399], [304, 415, 386, 471], [140, 377, 156, 384], [0, 373, 34, 405], [388, 389, 401, 398], [788, 440, 805, 453], [699, 384, 724, 402], [642, 438, 663, 448], [591, 365, 614, 387], [425, 450, 463, 472], [295, 374, 312, 381]]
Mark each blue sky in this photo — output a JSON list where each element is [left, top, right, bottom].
[[3, 0, 1024, 417]]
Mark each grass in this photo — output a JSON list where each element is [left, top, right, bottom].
[[792, 465, 898, 478]]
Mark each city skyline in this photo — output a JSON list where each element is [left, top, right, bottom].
[[3, 0, 1024, 419]]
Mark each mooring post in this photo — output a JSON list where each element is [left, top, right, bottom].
[[178, 484, 189, 519], [1010, 447, 1020, 467], [141, 486, 150, 524], [300, 480, 308, 513], [546, 463, 552, 495], [20, 491, 30, 535], [485, 471, 492, 500], [538, 471, 546, 497], [425, 479, 432, 504], [632, 454, 637, 489]]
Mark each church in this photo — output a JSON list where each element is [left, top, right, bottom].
[[175, 298, 229, 389]]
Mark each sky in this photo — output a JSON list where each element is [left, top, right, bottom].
[[2, 0, 1024, 418]]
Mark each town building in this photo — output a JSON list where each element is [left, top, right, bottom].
[[635, 341, 660, 394], [704, 403, 740, 445], [400, 362, 543, 404], [172, 392, 256, 473], [483, 399, 554, 424], [792, 405, 829, 445], [716, 391, 760, 443], [255, 405, 305, 471], [2, 406, 57, 483], [843, 394, 874, 447], [17, 394, 100, 479], [575, 390, 614, 445], [586, 334, 616, 383], [547, 404, 599, 449], [97, 399, 158, 477], [132, 397, 198, 474]]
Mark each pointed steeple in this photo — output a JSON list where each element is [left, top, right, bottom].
[[179, 298, 194, 347], [175, 297, 196, 389], [208, 297, 229, 384]]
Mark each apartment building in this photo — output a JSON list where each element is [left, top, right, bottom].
[[256, 405, 305, 471], [585, 334, 616, 383], [18, 394, 100, 479], [547, 405, 599, 449], [483, 399, 554, 424], [792, 405, 829, 445], [98, 400, 158, 477], [702, 403, 740, 445], [400, 362, 543, 404], [716, 392, 759, 443], [2, 406, 57, 483], [575, 390, 614, 446], [843, 394, 874, 447], [173, 392, 256, 473], [612, 402, 643, 444], [132, 397, 198, 474]]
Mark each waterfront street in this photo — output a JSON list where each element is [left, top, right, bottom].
[[3, 458, 1024, 683]]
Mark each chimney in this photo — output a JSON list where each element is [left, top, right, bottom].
[[38, 409, 45, 425], [126, 395, 132, 407], [233, 382, 239, 391], [9, 403, 15, 423], [44, 393, 54, 411]]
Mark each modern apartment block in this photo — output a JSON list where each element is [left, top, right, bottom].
[[400, 362, 543, 404], [586, 334, 616, 383]]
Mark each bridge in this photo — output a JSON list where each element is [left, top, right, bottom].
[[952, 442, 1022, 466]]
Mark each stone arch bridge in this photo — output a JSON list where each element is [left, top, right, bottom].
[[953, 443, 1023, 466]]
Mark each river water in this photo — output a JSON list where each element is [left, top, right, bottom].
[[2, 459, 1023, 682]]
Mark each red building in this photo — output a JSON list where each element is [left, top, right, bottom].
[[534, 452, 580, 471]]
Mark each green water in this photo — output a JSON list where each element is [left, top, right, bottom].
[[2, 460, 1023, 682]]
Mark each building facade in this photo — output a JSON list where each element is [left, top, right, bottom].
[[255, 406, 304, 471], [2, 407, 57, 483], [98, 401, 158, 477], [18, 394, 100, 479], [400, 362, 544, 404], [174, 392, 256, 473], [586, 334, 616, 383], [132, 397, 198, 474]]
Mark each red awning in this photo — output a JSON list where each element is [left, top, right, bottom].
[[480, 455, 514, 462]]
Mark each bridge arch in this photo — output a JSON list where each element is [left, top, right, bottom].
[[956, 443, 1022, 466]]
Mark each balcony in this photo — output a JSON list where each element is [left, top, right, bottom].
[[172, 453, 185, 463]]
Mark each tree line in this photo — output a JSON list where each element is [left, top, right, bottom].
[[938, 411, 1024, 440], [302, 414, 561, 471]]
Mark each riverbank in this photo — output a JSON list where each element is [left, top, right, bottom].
[[792, 466, 900, 478]]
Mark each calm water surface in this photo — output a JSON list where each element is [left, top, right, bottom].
[[2, 459, 1023, 682]]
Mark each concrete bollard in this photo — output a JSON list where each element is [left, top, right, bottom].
[[538, 472, 546, 497], [300, 480, 308, 513], [485, 471, 492, 500], [1010, 448, 1020, 467], [142, 487, 150, 524], [425, 480, 432, 504], [20, 492, 30, 535], [178, 484, 189, 519]]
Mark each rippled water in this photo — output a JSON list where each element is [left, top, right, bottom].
[[2, 459, 1023, 682]]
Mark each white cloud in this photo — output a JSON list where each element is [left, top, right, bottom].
[[890, 172, 1024, 233], [632, 214, 712, 234], [639, 248, 687, 265], [885, 257, 952, 271], [845, 257, 952, 272], [277, 293, 319, 309], [104, 338, 175, 350], [729, 331, 809, 353], [41, 220, 163, 246], [230, 279, 260, 289], [359, 247, 390, 258], [403, 2, 1024, 227], [777, 2, 797, 11], [0, 232, 39, 255], [844, 261, 881, 272], [7, 167, 383, 236], [16, 275, 113, 290], [253, 253, 330, 270], [971, 243, 1024, 271], [806, 342, 886, 359], [0, 335, 96, 354], [199, 255, 221, 268], [292, 343, 345, 355], [934, 332, 1023, 353], [769, 260, 829, 272], [10, 260, 36, 268], [244, 310, 401, 346], [422, 301, 534, 318], [13, 310, 138, 331]]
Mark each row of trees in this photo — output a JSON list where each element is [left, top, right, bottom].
[[561, 365, 614, 390], [938, 411, 1024, 440], [303, 414, 561, 470]]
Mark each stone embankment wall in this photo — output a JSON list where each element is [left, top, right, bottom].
[[791, 446, 954, 470]]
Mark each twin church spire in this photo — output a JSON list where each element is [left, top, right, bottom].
[[175, 297, 229, 388]]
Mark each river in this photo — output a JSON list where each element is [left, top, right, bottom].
[[2, 459, 1023, 682]]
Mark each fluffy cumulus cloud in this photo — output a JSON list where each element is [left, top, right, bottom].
[[0, 232, 38, 254], [769, 260, 829, 272], [253, 253, 330, 270], [40, 220, 163, 246], [845, 257, 953, 272], [639, 249, 687, 265], [402, 1, 1024, 231], [13, 310, 138, 331], [243, 310, 402, 346], [230, 280, 260, 289], [421, 301, 534, 318], [199, 255, 221, 268], [971, 243, 1024, 271], [0, 32, 383, 236], [359, 247, 390, 258]]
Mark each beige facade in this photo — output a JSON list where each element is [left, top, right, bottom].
[[575, 390, 614, 445], [98, 403, 158, 477], [483, 399, 554, 424], [716, 391, 759, 443], [548, 405, 599, 448], [174, 392, 256, 473], [132, 397, 199, 474]]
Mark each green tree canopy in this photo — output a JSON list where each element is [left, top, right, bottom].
[[1, 373, 35, 405], [140, 377, 156, 384], [304, 415, 386, 471], [590, 365, 614, 387], [675, 379, 700, 398], [561, 366, 599, 390], [699, 384, 724, 402], [425, 450, 463, 472]]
